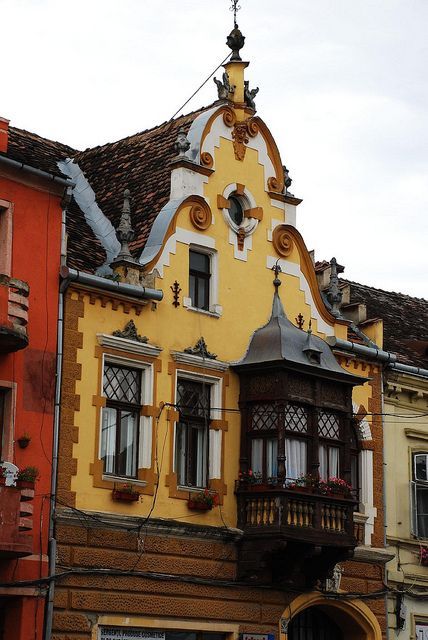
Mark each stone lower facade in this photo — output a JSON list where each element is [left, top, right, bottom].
[[52, 513, 387, 640]]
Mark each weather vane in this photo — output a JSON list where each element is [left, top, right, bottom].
[[230, 0, 241, 28]]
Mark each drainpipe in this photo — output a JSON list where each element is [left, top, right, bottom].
[[380, 364, 391, 640], [0, 155, 74, 188], [44, 187, 72, 640], [44, 242, 163, 640]]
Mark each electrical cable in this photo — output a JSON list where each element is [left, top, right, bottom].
[[169, 53, 231, 121]]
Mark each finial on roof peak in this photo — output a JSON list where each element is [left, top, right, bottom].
[[272, 260, 282, 290], [113, 188, 136, 264], [326, 256, 343, 317], [227, 1, 245, 61]]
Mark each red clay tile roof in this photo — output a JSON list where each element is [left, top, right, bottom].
[[343, 279, 428, 369], [66, 104, 213, 273], [3, 126, 76, 177]]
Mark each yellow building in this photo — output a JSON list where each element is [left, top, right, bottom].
[[50, 23, 392, 640]]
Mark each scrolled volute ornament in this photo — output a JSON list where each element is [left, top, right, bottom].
[[222, 107, 237, 128], [246, 118, 259, 138], [200, 152, 214, 168], [189, 201, 212, 231], [272, 225, 294, 258]]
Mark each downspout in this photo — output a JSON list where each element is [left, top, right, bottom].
[[44, 241, 164, 640], [44, 187, 72, 640], [380, 364, 390, 640]]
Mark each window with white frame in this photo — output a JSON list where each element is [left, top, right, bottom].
[[189, 249, 211, 311], [412, 452, 428, 538], [175, 378, 211, 488], [100, 363, 142, 479]]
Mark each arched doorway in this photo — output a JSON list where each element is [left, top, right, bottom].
[[280, 593, 382, 640], [288, 606, 343, 640]]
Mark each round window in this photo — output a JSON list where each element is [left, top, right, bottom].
[[228, 196, 244, 226]]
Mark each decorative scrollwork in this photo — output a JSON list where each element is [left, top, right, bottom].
[[272, 225, 294, 257], [189, 201, 212, 231], [267, 176, 281, 192], [200, 152, 214, 168], [247, 118, 259, 137], [223, 108, 236, 128]]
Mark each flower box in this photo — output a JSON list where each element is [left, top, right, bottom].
[[187, 500, 212, 511], [112, 489, 139, 502]]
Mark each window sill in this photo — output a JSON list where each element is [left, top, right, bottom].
[[102, 475, 147, 488], [185, 306, 222, 319]]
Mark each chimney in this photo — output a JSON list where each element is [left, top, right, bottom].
[[0, 117, 9, 153]]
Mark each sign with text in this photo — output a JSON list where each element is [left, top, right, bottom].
[[99, 628, 166, 640], [416, 625, 428, 640]]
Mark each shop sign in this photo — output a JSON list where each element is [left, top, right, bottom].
[[99, 627, 166, 640], [416, 625, 428, 640], [241, 634, 275, 640]]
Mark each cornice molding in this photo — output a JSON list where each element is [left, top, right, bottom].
[[353, 545, 395, 564], [97, 333, 162, 358], [170, 350, 229, 372]]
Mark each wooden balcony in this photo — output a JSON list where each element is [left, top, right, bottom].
[[0, 484, 33, 558], [236, 484, 357, 586], [0, 275, 29, 353]]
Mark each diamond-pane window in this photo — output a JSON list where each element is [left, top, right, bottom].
[[284, 404, 308, 433], [318, 411, 340, 439], [103, 364, 141, 404], [177, 379, 210, 418], [251, 404, 277, 431]]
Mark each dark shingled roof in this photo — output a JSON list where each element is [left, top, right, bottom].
[[343, 280, 428, 369], [3, 126, 76, 178], [66, 104, 213, 273]]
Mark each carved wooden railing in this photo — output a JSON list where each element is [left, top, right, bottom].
[[236, 485, 356, 546]]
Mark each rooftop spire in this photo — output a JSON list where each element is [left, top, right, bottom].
[[227, 1, 245, 61], [114, 189, 135, 263], [326, 257, 343, 317]]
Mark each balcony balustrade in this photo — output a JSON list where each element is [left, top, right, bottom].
[[0, 484, 33, 557], [236, 483, 357, 586], [0, 275, 29, 352]]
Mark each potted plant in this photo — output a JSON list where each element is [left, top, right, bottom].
[[237, 469, 263, 489], [187, 489, 219, 511], [288, 473, 319, 493], [16, 466, 39, 489], [420, 546, 428, 567], [319, 477, 353, 498], [112, 483, 140, 502], [17, 432, 31, 449]]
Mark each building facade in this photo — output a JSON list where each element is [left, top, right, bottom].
[[0, 118, 73, 638], [50, 27, 390, 640]]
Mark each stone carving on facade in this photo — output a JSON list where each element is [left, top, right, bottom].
[[244, 80, 259, 110], [326, 257, 343, 318], [113, 189, 136, 264], [213, 71, 235, 100], [184, 337, 217, 360], [283, 165, 293, 194], [324, 564, 343, 592], [173, 127, 190, 157], [232, 122, 250, 161], [112, 320, 148, 343]]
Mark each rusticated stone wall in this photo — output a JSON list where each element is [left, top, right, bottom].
[[52, 516, 387, 640]]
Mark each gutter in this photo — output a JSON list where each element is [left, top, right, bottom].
[[326, 336, 397, 364], [0, 155, 74, 188], [60, 266, 163, 302], [387, 361, 428, 379]]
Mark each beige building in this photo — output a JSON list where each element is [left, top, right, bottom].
[[334, 280, 428, 638]]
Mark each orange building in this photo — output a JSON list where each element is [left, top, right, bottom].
[[0, 118, 73, 639]]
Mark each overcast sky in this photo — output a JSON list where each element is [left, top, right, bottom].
[[2, 0, 427, 298]]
